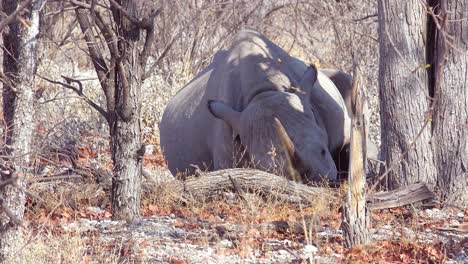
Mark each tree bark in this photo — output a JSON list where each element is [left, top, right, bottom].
[[433, 0, 468, 206], [74, 0, 158, 220], [0, 0, 43, 261], [377, 0, 436, 189], [342, 66, 369, 247], [110, 35, 143, 220]]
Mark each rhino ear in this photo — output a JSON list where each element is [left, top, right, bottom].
[[299, 64, 318, 91], [208, 100, 241, 132]]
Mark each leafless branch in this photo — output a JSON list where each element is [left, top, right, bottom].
[[353, 13, 377, 23], [420, 0, 462, 53], [0, 71, 17, 93], [107, 0, 160, 29], [94, 11, 119, 57], [33, 175, 83, 182], [140, 16, 156, 68], [75, 7, 110, 85], [144, 25, 182, 80], [37, 74, 109, 120], [68, 0, 105, 10], [0, 0, 34, 34]]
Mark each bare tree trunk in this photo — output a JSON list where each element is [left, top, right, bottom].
[[433, 0, 468, 206], [0, 0, 42, 261], [107, 0, 149, 221], [110, 34, 143, 221], [74, 0, 158, 220], [377, 0, 436, 189]]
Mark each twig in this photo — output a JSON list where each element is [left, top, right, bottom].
[[0, 0, 34, 34], [108, 0, 160, 29], [38, 74, 109, 120], [0, 71, 17, 93], [353, 13, 377, 23], [144, 25, 182, 79], [420, 0, 462, 54], [33, 175, 83, 182]]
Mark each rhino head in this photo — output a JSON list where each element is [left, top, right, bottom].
[[208, 67, 337, 182]]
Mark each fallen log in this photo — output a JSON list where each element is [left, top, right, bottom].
[[173, 168, 336, 205], [162, 169, 436, 210], [367, 182, 436, 210], [167, 168, 437, 210]]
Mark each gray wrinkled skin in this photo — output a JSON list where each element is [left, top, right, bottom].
[[160, 30, 350, 182]]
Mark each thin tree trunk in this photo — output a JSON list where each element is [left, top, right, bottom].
[[342, 66, 369, 247], [433, 0, 468, 206], [110, 0, 144, 220], [0, 0, 42, 261], [110, 50, 143, 220], [74, 0, 157, 220], [377, 0, 436, 189]]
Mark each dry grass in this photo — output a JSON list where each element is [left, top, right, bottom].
[[20, 168, 458, 264], [10, 229, 133, 264], [8, 231, 85, 264]]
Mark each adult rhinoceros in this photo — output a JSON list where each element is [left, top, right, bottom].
[[160, 30, 351, 182]]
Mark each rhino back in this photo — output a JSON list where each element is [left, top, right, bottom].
[[226, 30, 305, 105], [160, 51, 230, 175]]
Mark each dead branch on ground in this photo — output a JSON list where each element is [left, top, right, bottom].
[[144, 168, 437, 210]]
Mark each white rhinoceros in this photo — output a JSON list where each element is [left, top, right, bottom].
[[160, 30, 351, 182]]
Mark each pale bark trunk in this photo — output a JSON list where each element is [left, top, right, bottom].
[[342, 68, 369, 247], [377, 0, 436, 189], [433, 0, 468, 206], [0, 0, 42, 261]]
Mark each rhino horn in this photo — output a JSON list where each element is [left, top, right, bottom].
[[274, 117, 295, 158]]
